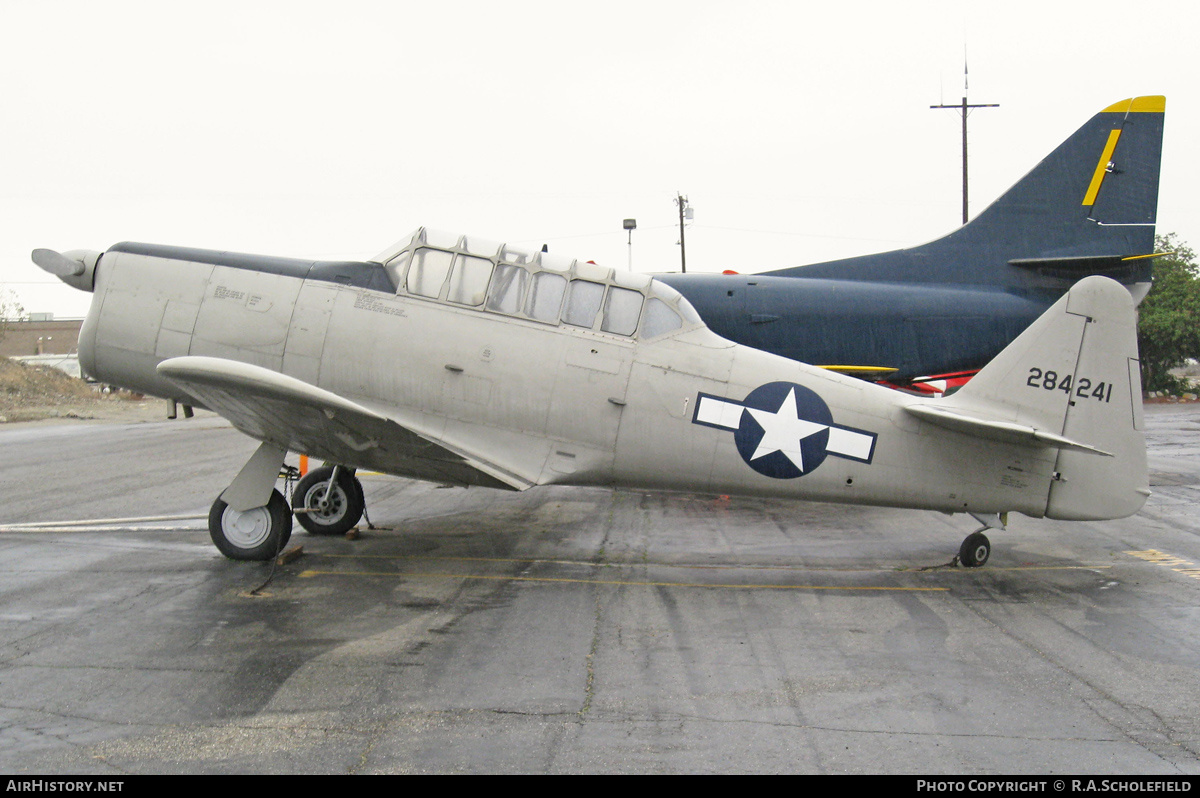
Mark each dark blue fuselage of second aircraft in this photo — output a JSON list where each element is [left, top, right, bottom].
[[656, 273, 1049, 380]]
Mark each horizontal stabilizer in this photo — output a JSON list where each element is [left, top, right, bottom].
[[1008, 254, 1152, 272], [1009, 254, 1166, 293], [903, 404, 1111, 455]]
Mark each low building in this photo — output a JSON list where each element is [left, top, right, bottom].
[[0, 317, 85, 358]]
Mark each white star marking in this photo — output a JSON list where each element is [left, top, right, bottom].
[[745, 387, 829, 471]]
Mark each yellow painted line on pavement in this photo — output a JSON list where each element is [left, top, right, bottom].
[[1126, 549, 1200, 580], [309, 551, 1114, 575], [972, 565, 1112, 571], [317, 550, 913, 573], [297, 568, 947, 592]]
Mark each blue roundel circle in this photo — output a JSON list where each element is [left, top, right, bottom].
[[733, 381, 834, 479]]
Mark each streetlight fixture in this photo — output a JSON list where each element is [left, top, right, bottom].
[[623, 218, 637, 270]]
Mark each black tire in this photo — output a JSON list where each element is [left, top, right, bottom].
[[959, 531, 991, 568], [292, 466, 365, 535], [209, 488, 293, 561]]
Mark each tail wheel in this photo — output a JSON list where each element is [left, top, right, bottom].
[[959, 531, 991, 568], [292, 466, 365, 535], [209, 488, 293, 561]]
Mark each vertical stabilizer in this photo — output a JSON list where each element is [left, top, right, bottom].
[[1043, 282, 1149, 520], [767, 96, 1165, 289], [932, 275, 1148, 520]]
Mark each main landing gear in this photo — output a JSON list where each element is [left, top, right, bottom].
[[956, 512, 1005, 568], [209, 489, 293, 561], [291, 465, 365, 536], [206, 442, 366, 561]]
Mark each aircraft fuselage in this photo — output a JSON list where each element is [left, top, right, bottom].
[[76, 237, 1098, 521]]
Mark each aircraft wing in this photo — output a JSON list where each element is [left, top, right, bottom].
[[157, 356, 532, 491]]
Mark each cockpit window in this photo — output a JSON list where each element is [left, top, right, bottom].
[[447, 254, 493, 306], [379, 228, 700, 341], [525, 272, 566, 322], [485, 262, 529, 314], [562, 279, 605, 328], [384, 251, 410, 291], [406, 248, 455, 298], [601, 286, 643, 336], [640, 298, 683, 338]]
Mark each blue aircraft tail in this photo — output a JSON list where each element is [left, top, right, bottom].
[[767, 96, 1165, 292]]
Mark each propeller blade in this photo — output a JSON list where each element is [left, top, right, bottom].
[[32, 248, 87, 277]]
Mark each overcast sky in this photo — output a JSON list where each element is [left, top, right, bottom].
[[3, 0, 1197, 318]]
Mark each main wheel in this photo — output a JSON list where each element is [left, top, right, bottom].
[[292, 466, 365, 535], [959, 531, 991, 568], [209, 488, 293, 561]]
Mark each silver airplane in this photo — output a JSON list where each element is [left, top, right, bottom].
[[31, 228, 1149, 567]]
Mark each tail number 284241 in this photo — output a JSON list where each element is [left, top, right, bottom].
[[1026, 368, 1113, 403]]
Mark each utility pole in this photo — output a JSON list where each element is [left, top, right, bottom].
[[675, 193, 691, 272], [930, 65, 997, 225]]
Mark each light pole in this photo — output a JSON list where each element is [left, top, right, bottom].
[[623, 218, 637, 270]]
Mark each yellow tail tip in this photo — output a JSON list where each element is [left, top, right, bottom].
[[1101, 96, 1166, 114]]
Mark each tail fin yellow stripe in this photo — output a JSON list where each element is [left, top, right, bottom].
[[1083, 129, 1122, 207]]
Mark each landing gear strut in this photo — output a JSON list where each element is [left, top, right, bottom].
[[291, 465, 365, 535]]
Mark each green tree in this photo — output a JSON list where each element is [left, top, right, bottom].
[[1137, 233, 1200, 392]]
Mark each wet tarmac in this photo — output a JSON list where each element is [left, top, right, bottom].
[[1, 405, 1199, 774]]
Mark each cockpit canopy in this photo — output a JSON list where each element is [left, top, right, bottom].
[[373, 228, 703, 339]]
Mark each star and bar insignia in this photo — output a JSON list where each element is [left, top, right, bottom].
[[692, 381, 877, 480]]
